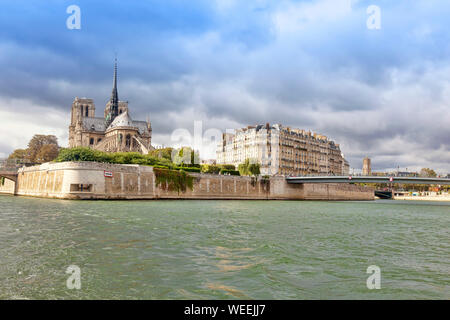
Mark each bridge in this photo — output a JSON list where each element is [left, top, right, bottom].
[[0, 159, 26, 182], [286, 176, 450, 185], [0, 170, 18, 182]]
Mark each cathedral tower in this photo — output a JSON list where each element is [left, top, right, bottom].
[[68, 58, 153, 154]]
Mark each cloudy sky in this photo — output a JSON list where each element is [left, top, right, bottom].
[[0, 0, 449, 173]]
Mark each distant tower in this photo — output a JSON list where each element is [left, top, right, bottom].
[[105, 58, 119, 127], [362, 157, 371, 176]]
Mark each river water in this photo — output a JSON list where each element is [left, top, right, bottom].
[[0, 195, 448, 299]]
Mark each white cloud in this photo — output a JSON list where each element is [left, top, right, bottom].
[[0, 98, 68, 155], [1, 0, 450, 172], [273, 0, 353, 34]]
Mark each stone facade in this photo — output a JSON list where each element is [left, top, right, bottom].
[[10, 162, 374, 200], [68, 61, 152, 154], [217, 124, 349, 176], [362, 157, 371, 176]]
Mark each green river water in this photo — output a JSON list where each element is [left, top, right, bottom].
[[0, 195, 448, 299]]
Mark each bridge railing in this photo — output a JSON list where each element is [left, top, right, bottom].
[[282, 173, 419, 177], [285, 175, 450, 186], [0, 158, 37, 171]]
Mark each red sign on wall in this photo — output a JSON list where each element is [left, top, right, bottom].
[[104, 171, 113, 178]]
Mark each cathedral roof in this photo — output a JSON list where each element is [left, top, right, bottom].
[[80, 113, 149, 135], [133, 120, 150, 135], [83, 117, 106, 131], [107, 110, 137, 130]]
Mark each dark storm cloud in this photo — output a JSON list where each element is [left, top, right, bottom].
[[0, 0, 449, 171]]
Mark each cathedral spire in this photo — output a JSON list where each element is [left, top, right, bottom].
[[106, 58, 119, 127], [112, 58, 118, 98]]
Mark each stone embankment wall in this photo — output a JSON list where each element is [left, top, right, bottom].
[[8, 162, 374, 200], [0, 178, 15, 194]]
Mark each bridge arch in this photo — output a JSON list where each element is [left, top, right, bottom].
[[0, 173, 17, 195], [0, 172, 18, 182]]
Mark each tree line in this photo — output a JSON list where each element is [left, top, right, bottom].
[[8, 134, 59, 164], [7, 134, 262, 177]]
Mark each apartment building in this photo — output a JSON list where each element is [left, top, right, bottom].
[[217, 124, 349, 176]]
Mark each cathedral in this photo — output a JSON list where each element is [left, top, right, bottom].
[[68, 60, 153, 154]]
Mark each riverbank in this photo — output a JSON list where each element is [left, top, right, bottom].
[[7, 161, 374, 201], [394, 195, 450, 202]]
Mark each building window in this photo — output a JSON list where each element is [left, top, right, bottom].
[[126, 134, 131, 147], [85, 106, 89, 117], [90, 138, 94, 145], [97, 138, 102, 143]]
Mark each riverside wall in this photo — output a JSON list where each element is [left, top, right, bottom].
[[5, 162, 374, 200], [0, 178, 15, 194]]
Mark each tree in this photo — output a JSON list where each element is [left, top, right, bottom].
[[238, 158, 261, 176], [172, 147, 200, 167], [201, 164, 220, 174], [7, 148, 29, 163], [419, 168, 437, 178], [148, 147, 174, 161], [35, 144, 60, 163], [8, 134, 59, 164], [27, 135, 58, 162]]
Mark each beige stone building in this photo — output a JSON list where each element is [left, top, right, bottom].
[[69, 60, 152, 154], [362, 157, 371, 176], [217, 124, 349, 176]]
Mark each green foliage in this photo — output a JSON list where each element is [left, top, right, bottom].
[[219, 164, 236, 170], [147, 147, 174, 161], [178, 167, 201, 173], [56, 147, 99, 162], [55, 147, 202, 174], [238, 158, 261, 176], [55, 148, 239, 179], [57, 148, 196, 194], [261, 175, 270, 190], [8, 149, 28, 163], [172, 147, 200, 167], [248, 164, 260, 176], [220, 169, 240, 176], [201, 164, 237, 175], [8, 134, 60, 164], [35, 144, 59, 163], [58, 148, 151, 164], [152, 165, 170, 169], [201, 164, 220, 174], [110, 152, 143, 164], [419, 168, 437, 178], [27, 134, 59, 163], [154, 168, 194, 193]]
